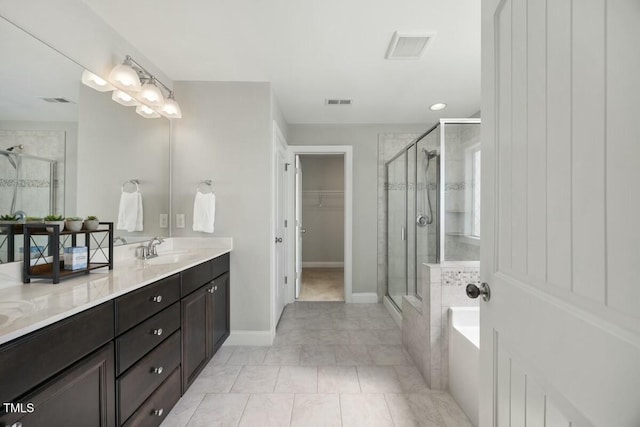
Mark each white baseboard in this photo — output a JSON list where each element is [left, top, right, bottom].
[[383, 295, 403, 328], [351, 292, 379, 303], [223, 330, 275, 346], [302, 262, 344, 268]]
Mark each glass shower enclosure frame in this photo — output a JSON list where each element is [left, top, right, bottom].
[[385, 118, 481, 311]]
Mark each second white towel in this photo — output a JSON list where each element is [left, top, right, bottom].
[[117, 191, 144, 232], [193, 191, 216, 233]]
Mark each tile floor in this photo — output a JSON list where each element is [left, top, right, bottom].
[[161, 302, 472, 427]]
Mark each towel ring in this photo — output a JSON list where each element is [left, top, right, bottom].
[[196, 179, 214, 193], [122, 179, 140, 193]]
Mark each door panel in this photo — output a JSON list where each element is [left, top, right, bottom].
[[294, 155, 302, 299], [386, 152, 406, 309], [274, 126, 287, 321], [481, 0, 640, 425]]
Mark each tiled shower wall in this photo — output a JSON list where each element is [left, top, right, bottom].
[[0, 130, 65, 216], [402, 261, 479, 390]]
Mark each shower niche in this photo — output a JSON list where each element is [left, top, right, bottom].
[[385, 119, 481, 310]]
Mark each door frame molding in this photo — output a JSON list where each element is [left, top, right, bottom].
[[270, 121, 288, 337], [286, 145, 353, 303]]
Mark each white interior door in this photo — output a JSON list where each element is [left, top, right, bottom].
[[273, 125, 288, 324], [294, 155, 303, 299], [480, 0, 640, 426]]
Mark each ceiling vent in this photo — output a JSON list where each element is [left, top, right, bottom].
[[40, 97, 74, 104], [385, 31, 434, 60], [325, 99, 352, 106]]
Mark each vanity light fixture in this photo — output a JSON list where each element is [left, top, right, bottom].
[[81, 55, 182, 119], [430, 103, 447, 111], [136, 104, 161, 119], [112, 90, 140, 107], [138, 78, 164, 107], [159, 92, 182, 119], [81, 70, 114, 92]]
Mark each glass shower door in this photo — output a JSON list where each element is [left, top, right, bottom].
[[386, 152, 406, 310]]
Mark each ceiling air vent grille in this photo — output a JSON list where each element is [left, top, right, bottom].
[[385, 31, 434, 60], [40, 97, 74, 104], [326, 99, 352, 106]]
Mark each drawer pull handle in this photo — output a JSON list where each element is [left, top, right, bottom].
[[10, 423, 23, 427], [152, 366, 164, 375], [208, 287, 215, 293], [152, 328, 163, 336], [152, 408, 164, 417], [151, 295, 163, 303], [215, 286, 218, 291]]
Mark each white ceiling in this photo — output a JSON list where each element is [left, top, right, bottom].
[[82, 0, 481, 124]]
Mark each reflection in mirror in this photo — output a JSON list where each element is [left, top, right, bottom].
[[0, 17, 170, 264]]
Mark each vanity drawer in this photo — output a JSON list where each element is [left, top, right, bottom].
[[116, 274, 180, 334], [122, 367, 181, 427], [211, 252, 230, 280], [0, 301, 114, 404], [116, 302, 180, 375], [118, 331, 180, 425], [181, 260, 212, 296]]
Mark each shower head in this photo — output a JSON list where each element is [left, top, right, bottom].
[[5, 145, 23, 152], [422, 148, 438, 159]]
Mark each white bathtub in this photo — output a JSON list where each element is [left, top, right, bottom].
[[448, 307, 479, 427]]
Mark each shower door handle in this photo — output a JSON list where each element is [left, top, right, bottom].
[[401, 227, 406, 241]]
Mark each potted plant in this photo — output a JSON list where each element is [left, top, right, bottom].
[[0, 214, 22, 232], [44, 214, 65, 232], [65, 216, 84, 232], [84, 215, 100, 231]]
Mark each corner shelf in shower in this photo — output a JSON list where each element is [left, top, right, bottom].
[[22, 222, 113, 284]]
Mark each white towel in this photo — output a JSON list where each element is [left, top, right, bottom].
[[117, 191, 143, 232], [193, 191, 215, 233]]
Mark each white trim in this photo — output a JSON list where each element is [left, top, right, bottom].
[[301, 261, 344, 268], [351, 292, 379, 303], [286, 145, 354, 303], [383, 295, 403, 328], [223, 330, 275, 346], [270, 121, 289, 338]]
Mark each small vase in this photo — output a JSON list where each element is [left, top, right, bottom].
[[45, 220, 65, 233], [84, 220, 99, 231], [65, 220, 83, 232]]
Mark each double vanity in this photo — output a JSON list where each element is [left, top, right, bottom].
[[0, 238, 232, 427]]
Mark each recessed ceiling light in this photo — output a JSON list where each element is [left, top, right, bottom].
[[430, 103, 447, 111]]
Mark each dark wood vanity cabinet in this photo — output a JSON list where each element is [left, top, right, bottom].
[[181, 254, 230, 392], [0, 302, 115, 427], [0, 252, 230, 427]]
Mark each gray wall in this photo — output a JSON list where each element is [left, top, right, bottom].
[[76, 85, 170, 239], [288, 124, 429, 294], [300, 155, 344, 264], [171, 81, 273, 333]]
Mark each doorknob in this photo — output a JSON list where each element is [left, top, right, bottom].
[[466, 282, 491, 302]]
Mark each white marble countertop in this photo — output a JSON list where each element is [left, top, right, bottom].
[[0, 237, 232, 346]]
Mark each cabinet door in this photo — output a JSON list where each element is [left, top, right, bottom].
[[210, 273, 230, 354], [181, 286, 208, 392], [0, 343, 115, 427]]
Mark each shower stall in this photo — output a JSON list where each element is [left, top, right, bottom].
[[385, 119, 481, 311], [0, 147, 59, 263]]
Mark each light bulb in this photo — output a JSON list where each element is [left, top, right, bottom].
[[81, 70, 114, 92], [159, 95, 182, 119], [112, 90, 140, 107], [136, 104, 160, 118], [108, 63, 142, 92], [138, 79, 164, 107]]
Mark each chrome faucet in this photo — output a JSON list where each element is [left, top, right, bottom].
[[147, 236, 165, 258]]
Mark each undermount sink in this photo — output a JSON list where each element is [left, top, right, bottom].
[[144, 251, 192, 265]]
